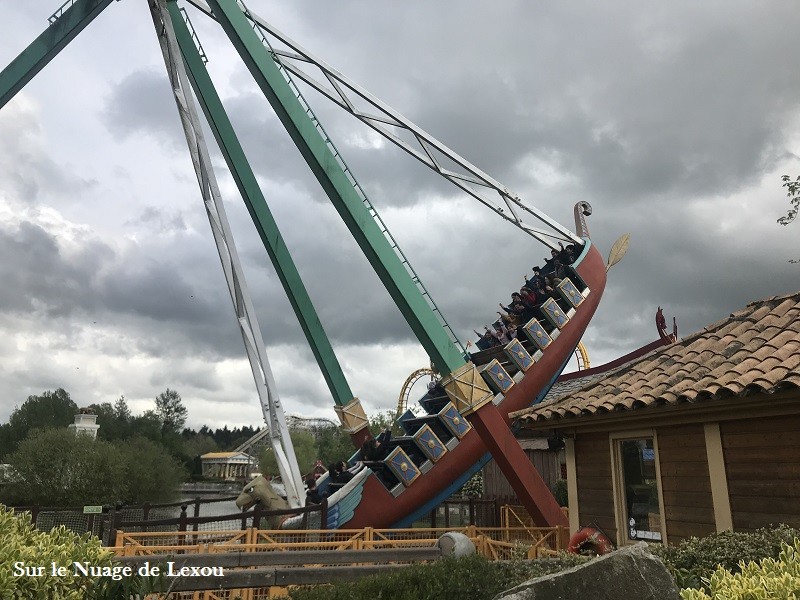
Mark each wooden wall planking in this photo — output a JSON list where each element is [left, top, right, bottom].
[[722, 414, 800, 531]]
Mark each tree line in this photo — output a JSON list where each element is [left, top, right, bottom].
[[0, 388, 379, 507]]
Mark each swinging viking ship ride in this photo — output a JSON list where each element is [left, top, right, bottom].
[[1, 0, 609, 529]]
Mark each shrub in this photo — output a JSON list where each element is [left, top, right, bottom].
[[287, 552, 590, 600], [680, 539, 800, 599], [0, 506, 168, 599], [116, 436, 187, 504], [0, 505, 112, 599], [0, 429, 127, 506], [0, 429, 186, 506], [652, 524, 800, 590]]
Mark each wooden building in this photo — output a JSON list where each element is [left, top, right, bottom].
[[511, 292, 800, 546], [482, 436, 563, 501], [483, 327, 674, 505]]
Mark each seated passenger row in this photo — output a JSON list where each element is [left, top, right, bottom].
[[472, 242, 579, 351]]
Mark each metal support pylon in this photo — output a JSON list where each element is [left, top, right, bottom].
[[148, 0, 305, 507]]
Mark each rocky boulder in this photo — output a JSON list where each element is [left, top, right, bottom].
[[494, 543, 680, 600]]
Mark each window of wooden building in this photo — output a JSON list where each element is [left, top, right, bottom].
[[610, 431, 667, 545]]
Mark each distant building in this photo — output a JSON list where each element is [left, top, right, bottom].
[[200, 451, 257, 481], [68, 408, 99, 439]]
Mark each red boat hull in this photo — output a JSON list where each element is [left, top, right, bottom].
[[340, 240, 607, 529]]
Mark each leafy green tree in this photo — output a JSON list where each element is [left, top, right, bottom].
[[778, 175, 800, 226], [315, 425, 357, 465], [181, 432, 219, 459], [0, 423, 12, 460], [129, 410, 163, 443], [778, 175, 800, 263], [88, 401, 134, 442], [1, 428, 127, 506], [154, 388, 187, 435], [114, 395, 132, 421], [116, 437, 187, 504], [176, 432, 219, 477], [89, 395, 133, 441], [1, 429, 188, 506], [259, 430, 317, 477], [368, 410, 401, 436], [1, 389, 78, 458], [88, 402, 116, 440]]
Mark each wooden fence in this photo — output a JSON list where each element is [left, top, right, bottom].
[[113, 524, 569, 560], [110, 525, 569, 598], [109, 525, 569, 597], [114, 546, 445, 596]]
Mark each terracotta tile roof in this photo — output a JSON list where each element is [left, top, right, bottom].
[[512, 291, 800, 424], [545, 372, 610, 401], [541, 338, 671, 404]]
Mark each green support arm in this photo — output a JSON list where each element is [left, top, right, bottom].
[[166, 1, 354, 406], [0, 0, 114, 109], [204, 0, 467, 377]]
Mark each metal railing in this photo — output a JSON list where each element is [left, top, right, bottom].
[[48, 0, 77, 24]]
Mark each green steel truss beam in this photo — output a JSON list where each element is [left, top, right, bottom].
[[204, 0, 467, 376], [0, 0, 114, 109], [166, 1, 353, 406]]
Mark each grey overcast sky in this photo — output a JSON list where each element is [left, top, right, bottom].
[[1, 0, 798, 429]]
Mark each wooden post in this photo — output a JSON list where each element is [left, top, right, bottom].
[[99, 505, 111, 546], [178, 504, 188, 546], [193, 497, 201, 532], [364, 526, 373, 550], [320, 498, 328, 530], [468, 498, 475, 525], [558, 526, 570, 551], [252, 503, 262, 530], [114, 529, 125, 550], [111, 502, 123, 547]]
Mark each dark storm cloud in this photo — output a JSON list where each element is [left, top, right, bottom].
[[223, 91, 318, 191], [252, 0, 800, 212], [0, 221, 112, 315], [101, 69, 187, 151], [0, 216, 248, 361], [2, 0, 800, 426]]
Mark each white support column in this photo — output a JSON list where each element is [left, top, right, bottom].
[[149, 0, 304, 506], [565, 437, 580, 534]]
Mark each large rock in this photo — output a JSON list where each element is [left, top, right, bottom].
[[494, 543, 680, 600]]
